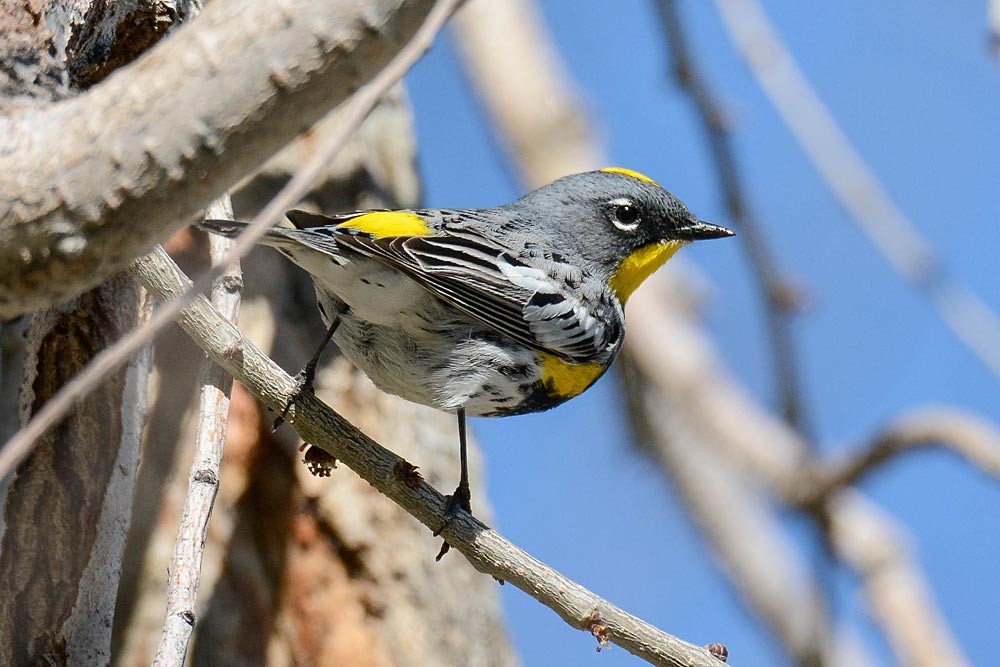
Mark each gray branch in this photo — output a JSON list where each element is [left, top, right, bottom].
[[153, 197, 240, 667]]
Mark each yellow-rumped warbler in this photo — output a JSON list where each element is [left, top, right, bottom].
[[199, 168, 732, 547]]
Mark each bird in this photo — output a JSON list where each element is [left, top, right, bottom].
[[198, 167, 733, 556]]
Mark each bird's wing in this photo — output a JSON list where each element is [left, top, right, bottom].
[[306, 213, 620, 362]]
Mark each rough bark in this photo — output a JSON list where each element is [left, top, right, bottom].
[[0, 0, 438, 317], [0, 275, 151, 666]]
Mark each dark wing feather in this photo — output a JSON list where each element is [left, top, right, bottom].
[[332, 229, 620, 362]]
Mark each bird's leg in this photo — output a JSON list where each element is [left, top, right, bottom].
[[435, 407, 472, 560], [273, 309, 344, 431]]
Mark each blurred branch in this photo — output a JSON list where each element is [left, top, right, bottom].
[[827, 492, 970, 667], [798, 407, 1000, 506], [627, 281, 972, 667], [653, 0, 809, 434], [714, 0, 1000, 384], [154, 197, 240, 666], [0, 0, 441, 317], [624, 348, 839, 666], [130, 246, 723, 667], [450, 0, 602, 185], [0, 0, 463, 481], [990, 0, 1000, 56]]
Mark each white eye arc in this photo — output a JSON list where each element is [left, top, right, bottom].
[[609, 198, 641, 231]]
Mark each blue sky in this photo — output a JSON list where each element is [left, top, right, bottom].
[[406, 2, 1000, 664]]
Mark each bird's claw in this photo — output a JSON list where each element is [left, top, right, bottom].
[[272, 364, 317, 431], [434, 482, 472, 560]]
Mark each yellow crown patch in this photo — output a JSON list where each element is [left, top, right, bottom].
[[600, 167, 660, 187]]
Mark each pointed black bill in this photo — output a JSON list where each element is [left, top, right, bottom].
[[674, 218, 734, 241]]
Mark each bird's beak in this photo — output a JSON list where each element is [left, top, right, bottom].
[[674, 218, 734, 241]]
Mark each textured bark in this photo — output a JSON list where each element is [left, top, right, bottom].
[[0, 275, 151, 666], [0, 0, 438, 317]]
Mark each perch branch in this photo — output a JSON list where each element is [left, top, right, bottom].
[[0, 0, 462, 479], [713, 0, 1000, 384], [153, 197, 240, 667], [129, 246, 724, 667]]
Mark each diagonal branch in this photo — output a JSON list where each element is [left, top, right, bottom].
[[713, 0, 1000, 384], [0, 0, 439, 317], [129, 246, 725, 667], [653, 0, 809, 434]]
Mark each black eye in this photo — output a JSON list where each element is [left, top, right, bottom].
[[614, 204, 639, 228]]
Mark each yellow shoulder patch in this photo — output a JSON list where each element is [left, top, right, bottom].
[[538, 352, 605, 400], [337, 211, 430, 237], [610, 240, 685, 303], [601, 167, 660, 187]]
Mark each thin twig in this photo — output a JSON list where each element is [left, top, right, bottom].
[[714, 0, 1000, 383], [129, 246, 724, 667], [153, 197, 240, 667], [0, 0, 464, 480], [798, 407, 1000, 506], [653, 0, 809, 435]]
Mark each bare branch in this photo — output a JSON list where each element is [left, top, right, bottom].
[[653, 0, 809, 434], [153, 197, 240, 666], [0, 0, 441, 317], [713, 0, 1000, 384], [0, 0, 463, 480], [800, 407, 1000, 504], [129, 246, 723, 667]]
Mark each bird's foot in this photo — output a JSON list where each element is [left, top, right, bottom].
[[272, 363, 317, 431], [434, 481, 472, 561]]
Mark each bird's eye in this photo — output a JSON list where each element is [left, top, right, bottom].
[[610, 200, 640, 230]]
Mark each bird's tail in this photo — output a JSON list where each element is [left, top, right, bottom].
[[198, 218, 249, 239], [196, 219, 345, 262]]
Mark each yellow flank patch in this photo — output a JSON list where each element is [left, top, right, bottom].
[[610, 240, 685, 303], [337, 211, 429, 237], [538, 352, 605, 399], [601, 167, 660, 187]]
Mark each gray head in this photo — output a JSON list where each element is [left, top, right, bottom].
[[506, 168, 733, 299]]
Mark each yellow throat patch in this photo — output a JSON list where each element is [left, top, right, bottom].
[[337, 211, 429, 237], [538, 352, 605, 399], [610, 241, 686, 303], [600, 167, 660, 187]]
